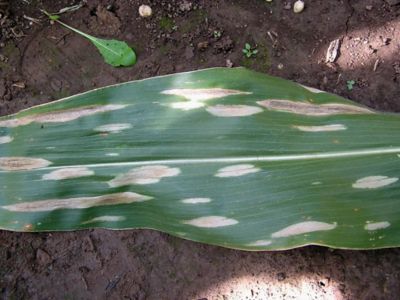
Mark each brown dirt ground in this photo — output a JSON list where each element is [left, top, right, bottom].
[[1, 0, 400, 299]]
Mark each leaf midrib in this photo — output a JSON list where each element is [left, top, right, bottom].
[[4, 147, 400, 172]]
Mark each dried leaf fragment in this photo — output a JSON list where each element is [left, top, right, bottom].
[[326, 39, 341, 63]]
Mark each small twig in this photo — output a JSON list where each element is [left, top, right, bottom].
[[81, 274, 88, 290], [270, 30, 278, 37], [58, 4, 83, 14], [267, 31, 275, 43], [12, 82, 26, 89], [336, 73, 342, 85], [44, 4, 83, 16], [105, 273, 124, 292], [10, 27, 25, 38], [23, 14, 41, 24], [373, 59, 379, 72]]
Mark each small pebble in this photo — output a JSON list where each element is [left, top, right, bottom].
[[179, 1, 192, 11], [139, 5, 152, 18], [293, 0, 305, 13]]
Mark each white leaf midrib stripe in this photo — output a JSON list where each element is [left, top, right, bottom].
[[2, 147, 400, 172]]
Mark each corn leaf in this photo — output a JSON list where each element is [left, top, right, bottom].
[[1, 68, 400, 251]]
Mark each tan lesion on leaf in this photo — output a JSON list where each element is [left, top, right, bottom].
[[182, 216, 239, 228], [206, 105, 263, 117], [42, 167, 94, 180], [0, 118, 31, 128], [293, 124, 347, 132], [352, 176, 398, 189], [94, 123, 132, 133], [0, 157, 52, 171], [271, 221, 337, 238], [161, 88, 252, 111], [215, 164, 260, 178], [81, 215, 126, 225], [0, 135, 13, 144], [257, 99, 374, 116], [1, 192, 152, 212], [246, 240, 272, 247], [22, 223, 34, 232], [32, 104, 127, 123], [0, 104, 126, 128], [364, 221, 390, 231], [161, 88, 251, 101], [181, 198, 212, 204], [108, 165, 181, 187]]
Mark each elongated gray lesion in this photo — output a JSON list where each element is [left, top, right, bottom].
[[161, 88, 251, 101], [270, 221, 337, 238], [94, 123, 132, 133], [0, 104, 126, 128], [1, 192, 152, 212], [81, 215, 126, 225], [246, 240, 272, 247], [182, 216, 239, 228], [293, 124, 347, 132], [206, 105, 263, 117], [108, 165, 181, 187], [181, 198, 212, 204], [352, 176, 398, 189], [215, 164, 260, 177], [0, 157, 52, 171], [364, 221, 390, 231], [162, 88, 252, 111], [257, 99, 374, 116], [0, 135, 13, 144], [42, 167, 94, 180]]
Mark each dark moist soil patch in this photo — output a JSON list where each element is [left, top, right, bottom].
[[1, 0, 400, 299]]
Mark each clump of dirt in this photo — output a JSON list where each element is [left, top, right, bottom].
[[1, 0, 400, 299], [88, 5, 122, 36]]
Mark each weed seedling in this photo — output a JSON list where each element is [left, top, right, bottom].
[[213, 30, 222, 39], [242, 43, 258, 58], [346, 80, 355, 91]]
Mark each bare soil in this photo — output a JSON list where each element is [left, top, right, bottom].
[[1, 0, 400, 299]]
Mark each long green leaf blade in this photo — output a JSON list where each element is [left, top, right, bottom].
[[0, 68, 399, 251]]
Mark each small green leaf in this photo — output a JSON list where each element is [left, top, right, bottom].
[[347, 80, 356, 91], [245, 43, 251, 50], [49, 14, 60, 21], [252, 49, 259, 54], [89, 37, 136, 67], [42, 11, 136, 67], [242, 49, 248, 54]]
